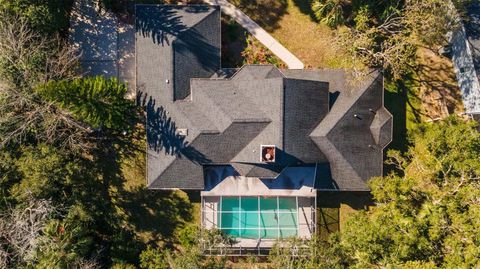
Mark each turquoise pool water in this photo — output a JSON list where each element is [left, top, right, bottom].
[[218, 197, 298, 239]]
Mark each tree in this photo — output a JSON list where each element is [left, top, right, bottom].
[[311, 0, 348, 27], [37, 76, 135, 132], [0, 197, 56, 267], [0, 11, 89, 150], [268, 235, 350, 269], [310, 0, 463, 78], [0, 142, 147, 267], [0, 0, 73, 35], [0, 195, 99, 268], [139, 228, 231, 269], [339, 116, 480, 267], [0, 11, 137, 151]]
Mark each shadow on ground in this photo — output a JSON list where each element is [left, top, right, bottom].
[[316, 191, 373, 238], [317, 207, 339, 239], [414, 48, 464, 119], [229, 0, 288, 31], [384, 80, 408, 154], [317, 191, 373, 209], [221, 16, 248, 68], [85, 106, 196, 265], [291, 0, 317, 22]]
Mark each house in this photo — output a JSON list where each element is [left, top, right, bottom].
[[451, 1, 480, 117], [136, 5, 392, 254]]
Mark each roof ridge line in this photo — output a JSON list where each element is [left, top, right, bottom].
[[177, 6, 220, 37], [309, 72, 381, 138]]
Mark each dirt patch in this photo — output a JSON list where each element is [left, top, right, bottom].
[[416, 48, 464, 121]]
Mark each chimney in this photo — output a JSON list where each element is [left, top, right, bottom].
[[261, 145, 276, 163]]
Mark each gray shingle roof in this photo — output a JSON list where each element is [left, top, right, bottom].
[[136, 5, 220, 101], [137, 5, 392, 190], [310, 71, 392, 190], [451, 2, 480, 114], [465, 2, 480, 76]]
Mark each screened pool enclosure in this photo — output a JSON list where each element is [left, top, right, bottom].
[[201, 195, 316, 250]]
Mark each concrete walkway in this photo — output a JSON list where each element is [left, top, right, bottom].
[[69, 0, 136, 97], [204, 0, 304, 69]]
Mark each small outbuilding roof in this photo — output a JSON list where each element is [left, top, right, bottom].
[[451, 2, 480, 114]]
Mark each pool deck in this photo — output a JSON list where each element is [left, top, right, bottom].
[[201, 176, 316, 197], [201, 164, 317, 249]]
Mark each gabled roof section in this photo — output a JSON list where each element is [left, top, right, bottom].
[[370, 107, 393, 148], [283, 78, 329, 163]]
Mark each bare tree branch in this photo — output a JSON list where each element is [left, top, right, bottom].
[[0, 196, 57, 266], [0, 11, 94, 151]]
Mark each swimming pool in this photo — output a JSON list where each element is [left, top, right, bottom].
[[217, 196, 298, 239]]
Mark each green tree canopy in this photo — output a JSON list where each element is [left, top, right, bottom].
[[311, 0, 463, 78], [0, 0, 73, 35], [340, 116, 480, 267], [37, 76, 135, 132]]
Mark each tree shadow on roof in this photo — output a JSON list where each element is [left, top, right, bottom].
[[465, 1, 480, 40], [135, 5, 220, 75], [140, 92, 210, 164]]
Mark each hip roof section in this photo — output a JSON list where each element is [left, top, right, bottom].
[[136, 5, 393, 190]]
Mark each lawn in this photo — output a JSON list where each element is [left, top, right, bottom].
[[317, 191, 374, 237], [269, 0, 353, 68], [106, 123, 197, 248], [231, 0, 353, 69]]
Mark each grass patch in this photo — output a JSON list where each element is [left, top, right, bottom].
[[269, 0, 353, 68], [383, 49, 461, 155], [384, 75, 421, 154], [230, 0, 288, 32], [317, 191, 373, 236], [317, 207, 339, 240], [106, 123, 196, 248], [416, 48, 464, 119], [222, 16, 286, 68], [232, 0, 353, 68]]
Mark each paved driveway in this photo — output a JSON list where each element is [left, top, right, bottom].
[[69, 0, 135, 96]]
